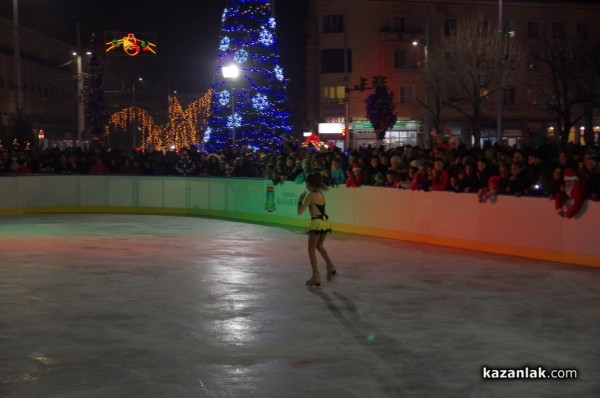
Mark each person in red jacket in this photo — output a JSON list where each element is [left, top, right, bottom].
[[88, 157, 111, 174], [430, 158, 451, 191], [555, 168, 587, 218], [345, 164, 363, 187]]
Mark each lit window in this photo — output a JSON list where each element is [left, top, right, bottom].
[[323, 86, 346, 102]]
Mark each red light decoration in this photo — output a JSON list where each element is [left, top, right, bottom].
[[106, 33, 157, 56]]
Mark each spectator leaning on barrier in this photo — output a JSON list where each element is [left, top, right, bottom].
[[175, 150, 196, 176], [478, 175, 502, 203], [294, 158, 312, 184], [430, 158, 451, 191], [476, 158, 497, 190], [545, 166, 563, 200], [281, 156, 298, 182], [329, 158, 346, 186], [385, 170, 399, 188], [204, 154, 221, 176], [506, 161, 530, 197], [345, 164, 363, 187], [88, 157, 110, 174], [411, 161, 429, 191], [555, 168, 587, 219], [580, 153, 600, 201], [373, 172, 386, 186], [364, 156, 385, 186]]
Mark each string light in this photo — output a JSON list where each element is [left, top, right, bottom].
[[206, 0, 291, 151], [105, 91, 211, 150]]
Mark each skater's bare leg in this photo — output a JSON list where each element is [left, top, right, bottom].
[[317, 234, 336, 280], [306, 233, 321, 286]]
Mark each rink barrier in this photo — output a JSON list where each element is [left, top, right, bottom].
[[0, 175, 598, 268]]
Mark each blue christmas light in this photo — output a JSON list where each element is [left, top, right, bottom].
[[274, 65, 284, 81], [206, 0, 291, 151], [252, 93, 269, 111], [218, 90, 231, 106], [234, 49, 249, 63], [227, 113, 242, 128], [219, 36, 230, 51], [259, 28, 274, 47]]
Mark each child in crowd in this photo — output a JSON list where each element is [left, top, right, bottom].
[[384, 170, 398, 187], [329, 158, 346, 186], [345, 165, 363, 187], [373, 172, 386, 186], [555, 168, 587, 218], [478, 176, 502, 203], [411, 162, 429, 191]]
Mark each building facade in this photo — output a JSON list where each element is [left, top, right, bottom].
[[0, 16, 78, 146], [306, 0, 600, 149]]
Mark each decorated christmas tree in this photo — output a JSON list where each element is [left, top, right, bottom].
[[365, 76, 397, 141], [205, 0, 291, 151]]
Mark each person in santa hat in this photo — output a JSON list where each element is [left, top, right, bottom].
[[555, 168, 587, 218]]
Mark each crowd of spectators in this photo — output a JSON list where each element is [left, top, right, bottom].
[[1, 135, 599, 208]]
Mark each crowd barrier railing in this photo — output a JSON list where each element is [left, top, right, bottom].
[[1, 175, 598, 268]]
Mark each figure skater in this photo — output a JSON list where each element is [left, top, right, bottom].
[[297, 172, 337, 287]]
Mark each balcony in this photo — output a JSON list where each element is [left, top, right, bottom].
[[378, 29, 425, 45]]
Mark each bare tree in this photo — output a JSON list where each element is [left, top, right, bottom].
[[414, 47, 449, 144], [529, 25, 600, 144], [428, 17, 527, 147]]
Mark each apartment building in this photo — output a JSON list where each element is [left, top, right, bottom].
[[306, 0, 600, 149], [0, 16, 78, 145]]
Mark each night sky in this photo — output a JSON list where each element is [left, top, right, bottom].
[[1, 0, 308, 102]]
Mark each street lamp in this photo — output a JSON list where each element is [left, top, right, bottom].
[[131, 77, 143, 149], [132, 77, 143, 104], [72, 51, 85, 144], [413, 40, 430, 147], [497, 0, 504, 144], [222, 64, 239, 146]]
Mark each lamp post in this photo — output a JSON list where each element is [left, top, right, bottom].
[[413, 40, 430, 147], [496, 0, 504, 144], [132, 77, 143, 104], [222, 64, 239, 146], [131, 77, 143, 149], [13, 0, 23, 116], [72, 51, 85, 144]]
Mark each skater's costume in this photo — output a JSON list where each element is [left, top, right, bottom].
[[307, 202, 332, 234]]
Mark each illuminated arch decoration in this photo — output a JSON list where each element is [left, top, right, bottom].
[[106, 33, 157, 57], [105, 91, 211, 150]]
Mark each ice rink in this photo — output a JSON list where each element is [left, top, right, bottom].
[[1, 214, 599, 398]]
